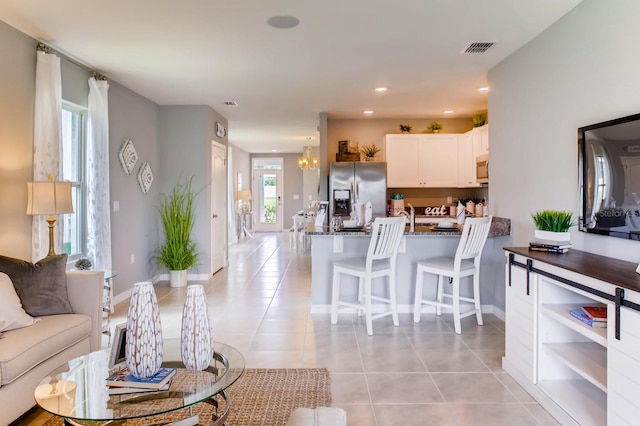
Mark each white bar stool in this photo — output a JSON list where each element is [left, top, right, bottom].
[[330, 217, 406, 335], [413, 216, 492, 334]]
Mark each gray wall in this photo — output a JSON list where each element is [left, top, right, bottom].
[[489, 0, 640, 308]]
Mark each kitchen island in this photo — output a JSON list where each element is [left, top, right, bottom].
[[307, 217, 511, 314]]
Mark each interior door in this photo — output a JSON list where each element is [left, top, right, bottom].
[[253, 169, 283, 232], [211, 142, 227, 274]]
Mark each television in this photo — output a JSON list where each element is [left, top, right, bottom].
[[579, 113, 640, 240]]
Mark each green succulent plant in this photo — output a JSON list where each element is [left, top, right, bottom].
[[360, 144, 381, 158], [429, 121, 443, 132], [74, 258, 92, 270], [472, 114, 487, 127], [399, 124, 412, 133], [531, 210, 574, 232]]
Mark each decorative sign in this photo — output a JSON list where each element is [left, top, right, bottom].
[[215, 122, 227, 138], [118, 138, 138, 175], [137, 161, 153, 194], [624, 144, 640, 153], [423, 205, 449, 216]]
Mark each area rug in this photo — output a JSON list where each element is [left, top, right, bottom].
[[43, 368, 331, 426]]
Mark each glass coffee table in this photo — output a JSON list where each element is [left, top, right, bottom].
[[35, 340, 244, 425]]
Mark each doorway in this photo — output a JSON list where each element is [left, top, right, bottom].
[[252, 157, 283, 232], [211, 141, 227, 274]]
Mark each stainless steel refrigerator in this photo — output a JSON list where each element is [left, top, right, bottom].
[[329, 162, 387, 219]]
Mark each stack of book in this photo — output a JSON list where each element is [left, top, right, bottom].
[[106, 366, 177, 395], [528, 240, 572, 254], [569, 305, 607, 328]]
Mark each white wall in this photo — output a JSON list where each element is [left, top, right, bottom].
[[489, 0, 640, 265]]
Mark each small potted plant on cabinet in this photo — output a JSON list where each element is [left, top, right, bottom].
[[429, 121, 443, 133], [472, 114, 487, 127], [532, 210, 574, 243], [158, 177, 199, 287], [399, 124, 412, 133], [360, 144, 381, 161]]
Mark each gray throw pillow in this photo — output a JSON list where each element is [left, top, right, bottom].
[[0, 254, 73, 316]]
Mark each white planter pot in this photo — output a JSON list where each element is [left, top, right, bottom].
[[126, 282, 163, 378], [534, 230, 570, 243], [170, 270, 188, 288], [181, 285, 213, 371]]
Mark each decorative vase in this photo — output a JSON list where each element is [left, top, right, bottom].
[[181, 284, 213, 371], [170, 269, 188, 288], [126, 282, 163, 378], [534, 229, 571, 243], [432, 129, 441, 134], [364, 156, 374, 162]]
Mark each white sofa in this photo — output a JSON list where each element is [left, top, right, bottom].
[[0, 270, 104, 425]]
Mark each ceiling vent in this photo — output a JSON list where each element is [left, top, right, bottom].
[[461, 42, 495, 54], [224, 101, 239, 107]]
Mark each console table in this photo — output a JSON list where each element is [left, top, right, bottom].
[[503, 247, 640, 425]]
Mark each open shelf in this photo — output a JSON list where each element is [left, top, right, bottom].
[[540, 304, 607, 347], [538, 379, 607, 426], [542, 342, 607, 392]]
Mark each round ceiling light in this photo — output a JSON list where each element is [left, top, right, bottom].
[[267, 16, 300, 29]]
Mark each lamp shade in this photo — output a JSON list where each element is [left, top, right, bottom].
[[237, 189, 252, 201], [26, 181, 74, 215]]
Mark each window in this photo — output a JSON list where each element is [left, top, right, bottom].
[[60, 103, 86, 260]]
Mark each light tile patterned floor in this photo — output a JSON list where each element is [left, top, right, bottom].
[[14, 232, 560, 426]]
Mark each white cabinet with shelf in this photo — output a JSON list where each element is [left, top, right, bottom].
[[469, 124, 489, 156], [503, 248, 640, 425], [457, 133, 480, 188], [385, 134, 458, 187]]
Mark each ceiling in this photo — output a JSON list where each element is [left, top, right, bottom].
[[0, 0, 582, 154]]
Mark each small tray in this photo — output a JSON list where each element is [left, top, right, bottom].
[[339, 227, 364, 232], [431, 226, 460, 232]]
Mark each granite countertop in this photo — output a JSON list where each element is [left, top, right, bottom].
[[306, 217, 511, 237]]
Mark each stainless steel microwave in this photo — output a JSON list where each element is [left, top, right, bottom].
[[476, 154, 489, 183]]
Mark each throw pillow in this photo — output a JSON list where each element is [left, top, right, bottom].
[[0, 272, 39, 331], [0, 254, 73, 316]]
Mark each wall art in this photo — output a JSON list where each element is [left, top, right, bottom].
[[118, 138, 138, 175], [137, 161, 154, 194]]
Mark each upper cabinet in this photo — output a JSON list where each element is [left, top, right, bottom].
[[470, 124, 489, 157], [385, 134, 458, 188]]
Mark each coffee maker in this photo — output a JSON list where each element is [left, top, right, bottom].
[[332, 189, 351, 217]]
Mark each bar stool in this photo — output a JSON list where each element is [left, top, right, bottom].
[[331, 217, 406, 335], [413, 216, 492, 334]]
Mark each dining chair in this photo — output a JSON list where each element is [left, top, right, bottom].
[[413, 216, 492, 334], [330, 217, 406, 335]]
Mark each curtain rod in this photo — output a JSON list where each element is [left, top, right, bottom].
[[37, 42, 107, 81]]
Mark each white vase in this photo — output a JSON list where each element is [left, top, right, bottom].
[[170, 269, 188, 288], [125, 282, 163, 378], [181, 284, 213, 371], [534, 229, 571, 243]]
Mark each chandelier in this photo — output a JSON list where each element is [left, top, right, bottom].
[[298, 146, 318, 170]]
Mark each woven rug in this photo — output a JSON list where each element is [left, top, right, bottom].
[[43, 368, 331, 426]]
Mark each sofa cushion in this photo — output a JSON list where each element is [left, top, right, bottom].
[[0, 272, 39, 332], [0, 313, 91, 386], [0, 254, 72, 316]]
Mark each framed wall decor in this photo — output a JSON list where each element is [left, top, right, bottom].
[[137, 161, 154, 194], [118, 138, 138, 175], [215, 122, 227, 138], [109, 323, 127, 368]]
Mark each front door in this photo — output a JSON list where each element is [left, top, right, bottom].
[[252, 159, 283, 232], [211, 142, 227, 274]]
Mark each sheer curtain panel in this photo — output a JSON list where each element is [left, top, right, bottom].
[[87, 77, 112, 271], [31, 51, 62, 262]]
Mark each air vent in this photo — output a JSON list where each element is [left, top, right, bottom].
[[224, 101, 239, 107], [461, 42, 495, 54]]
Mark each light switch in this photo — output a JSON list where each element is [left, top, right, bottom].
[[333, 235, 343, 253], [113, 201, 119, 212], [293, 194, 300, 200]]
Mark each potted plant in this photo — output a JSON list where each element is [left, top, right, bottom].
[[472, 114, 486, 127], [532, 210, 574, 242], [74, 258, 92, 270], [399, 124, 412, 133], [158, 177, 199, 287], [429, 121, 443, 133], [360, 144, 381, 161]]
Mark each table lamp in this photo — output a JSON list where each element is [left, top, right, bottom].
[[237, 189, 252, 214], [26, 176, 74, 256]]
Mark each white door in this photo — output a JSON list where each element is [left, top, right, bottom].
[[252, 166, 283, 232], [211, 142, 227, 274]]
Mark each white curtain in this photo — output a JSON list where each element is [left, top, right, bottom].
[[227, 146, 238, 244], [87, 77, 112, 271], [31, 51, 62, 262]]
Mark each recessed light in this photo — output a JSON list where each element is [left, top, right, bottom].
[[478, 87, 489, 92], [374, 87, 388, 92], [363, 110, 374, 115], [271, 149, 277, 152], [443, 109, 454, 114], [266, 16, 300, 29]]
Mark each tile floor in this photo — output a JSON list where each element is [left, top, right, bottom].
[[15, 232, 560, 425]]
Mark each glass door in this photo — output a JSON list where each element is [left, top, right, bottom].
[[252, 158, 283, 232]]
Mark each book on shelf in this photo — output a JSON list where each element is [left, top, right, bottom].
[[569, 309, 607, 328], [108, 382, 171, 395], [581, 305, 607, 322], [529, 241, 572, 250], [106, 366, 177, 389], [529, 246, 569, 254]]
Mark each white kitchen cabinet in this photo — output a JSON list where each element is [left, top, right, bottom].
[[457, 134, 480, 188], [469, 124, 489, 156], [385, 134, 458, 187], [503, 248, 640, 425]]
